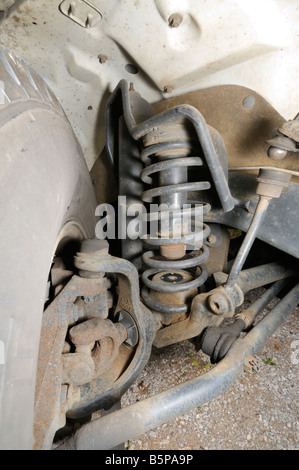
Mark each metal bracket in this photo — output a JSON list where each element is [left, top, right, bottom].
[[34, 275, 105, 450], [65, 239, 158, 420]]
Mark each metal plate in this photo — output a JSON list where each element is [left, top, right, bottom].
[[153, 85, 299, 180]]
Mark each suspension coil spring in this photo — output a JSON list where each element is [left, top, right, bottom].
[[139, 123, 212, 314]]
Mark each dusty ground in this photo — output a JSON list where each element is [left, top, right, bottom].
[[121, 289, 299, 450]]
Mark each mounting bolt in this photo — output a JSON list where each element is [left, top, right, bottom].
[[98, 54, 108, 64], [168, 13, 183, 28], [267, 146, 288, 160]]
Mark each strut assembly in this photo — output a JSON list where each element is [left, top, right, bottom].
[[105, 79, 297, 336], [36, 80, 299, 449], [106, 79, 235, 325]]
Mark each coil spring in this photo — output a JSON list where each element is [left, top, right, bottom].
[[139, 131, 212, 314]]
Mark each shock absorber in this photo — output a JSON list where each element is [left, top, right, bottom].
[[139, 121, 211, 319], [106, 80, 235, 321]]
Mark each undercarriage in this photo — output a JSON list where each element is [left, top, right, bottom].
[[0, 0, 298, 450]]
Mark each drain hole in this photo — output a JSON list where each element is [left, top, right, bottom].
[[125, 63, 138, 74]]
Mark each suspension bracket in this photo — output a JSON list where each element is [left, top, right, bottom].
[[34, 239, 157, 448]]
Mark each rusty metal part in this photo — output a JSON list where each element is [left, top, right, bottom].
[[50, 257, 74, 287], [58, 281, 299, 450], [69, 317, 125, 346], [134, 92, 217, 316], [205, 225, 230, 276], [106, 80, 234, 211], [152, 85, 299, 181], [278, 119, 299, 142], [77, 238, 110, 278], [266, 133, 298, 153], [153, 262, 295, 348], [62, 351, 95, 387], [66, 240, 158, 420], [266, 123, 299, 162], [207, 292, 230, 315], [62, 318, 128, 386], [266, 120, 299, 157], [34, 238, 157, 448], [145, 270, 198, 326], [34, 275, 105, 450]]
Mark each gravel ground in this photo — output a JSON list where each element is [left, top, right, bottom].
[[121, 289, 299, 450]]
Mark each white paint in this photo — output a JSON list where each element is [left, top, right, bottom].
[[0, 340, 4, 365], [0, 81, 5, 104], [0, 0, 298, 169]]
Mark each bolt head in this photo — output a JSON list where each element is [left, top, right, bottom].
[[168, 13, 183, 28], [267, 146, 288, 160]]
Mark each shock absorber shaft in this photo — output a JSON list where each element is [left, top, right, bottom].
[[225, 195, 271, 288], [159, 155, 187, 259], [139, 120, 212, 315]]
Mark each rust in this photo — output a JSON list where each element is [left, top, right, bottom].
[[278, 119, 299, 142], [67, 317, 128, 381], [98, 54, 107, 64], [205, 227, 230, 276], [160, 243, 186, 260], [153, 85, 299, 182], [62, 351, 95, 386], [148, 270, 197, 326], [163, 85, 174, 94], [33, 275, 105, 450], [69, 317, 124, 345]]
